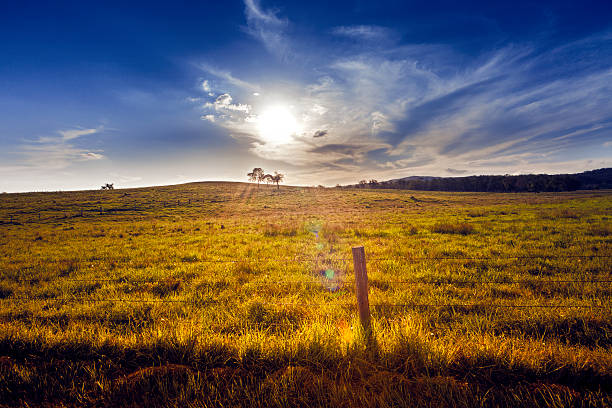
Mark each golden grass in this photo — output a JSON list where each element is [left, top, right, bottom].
[[0, 183, 610, 406]]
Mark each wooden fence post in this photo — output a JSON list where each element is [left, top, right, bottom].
[[352, 246, 371, 331]]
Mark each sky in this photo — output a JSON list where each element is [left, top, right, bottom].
[[1, 0, 611, 192]]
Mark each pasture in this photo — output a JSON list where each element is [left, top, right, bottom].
[[0, 182, 610, 407]]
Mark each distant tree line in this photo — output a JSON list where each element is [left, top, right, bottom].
[[247, 168, 285, 189], [348, 168, 612, 192]]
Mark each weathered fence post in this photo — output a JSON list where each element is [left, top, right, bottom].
[[352, 246, 371, 331]]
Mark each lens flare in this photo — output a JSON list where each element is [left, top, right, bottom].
[[337, 319, 353, 344]]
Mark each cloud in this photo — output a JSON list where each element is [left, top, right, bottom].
[[332, 25, 395, 41], [311, 104, 327, 115], [196, 9, 612, 184], [309, 144, 363, 155], [213, 93, 251, 112], [80, 152, 104, 160], [215, 93, 232, 106], [200, 64, 260, 92], [243, 0, 290, 60], [446, 168, 468, 175], [108, 173, 143, 183], [58, 127, 100, 141], [18, 127, 106, 171], [201, 79, 211, 92], [202, 114, 215, 122]]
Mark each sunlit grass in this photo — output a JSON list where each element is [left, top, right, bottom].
[[0, 183, 610, 406]]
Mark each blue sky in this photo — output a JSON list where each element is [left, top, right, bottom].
[[1, 0, 611, 191]]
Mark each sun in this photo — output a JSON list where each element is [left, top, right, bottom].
[[256, 105, 301, 144]]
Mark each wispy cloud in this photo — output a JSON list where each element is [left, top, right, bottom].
[[199, 5, 612, 183], [200, 64, 260, 92], [243, 0, 290, 60], [332, 25, 396, 42], [20, 127, 105, 171], [108, 173, 143, 184], [58, 127, 101, 141]]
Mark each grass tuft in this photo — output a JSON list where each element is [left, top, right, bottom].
[[431, 222, 474, 235]]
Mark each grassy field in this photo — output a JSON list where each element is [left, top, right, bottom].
[[0, 182, 611, 407]]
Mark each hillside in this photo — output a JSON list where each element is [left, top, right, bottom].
[[0, 183, 611, 407], [352, 168, 612, 192]]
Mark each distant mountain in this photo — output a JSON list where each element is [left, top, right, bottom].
[[349, 168, 612, 192]]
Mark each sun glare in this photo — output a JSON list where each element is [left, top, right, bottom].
[[256, 105, 301, 144]]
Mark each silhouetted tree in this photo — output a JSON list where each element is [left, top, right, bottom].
[[347, 168, 611, 192], [247, 168, 265, 189], [257, 170, 268, 186], [101, 183, 114, 190], [270, 172, 284, 190], [263, 173, 273, 187]]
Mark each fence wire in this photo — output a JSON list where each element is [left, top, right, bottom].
[[1, 251, 610, 317], [1, 296, 609, 309], [5, 277, 612, 285]]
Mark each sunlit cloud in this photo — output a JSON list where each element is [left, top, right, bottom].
[[213, 93, 251, 112], [198, 3, 611, 184], [2, 1, 610, 192], [80, 152, 104, 160]]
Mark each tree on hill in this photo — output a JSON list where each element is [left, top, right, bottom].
[[101, 183, 114, 190], [270, 172, 284, 190], [247, 168, 265, 189], [257, 170, 268, 186], [264, 173, 273, 187]]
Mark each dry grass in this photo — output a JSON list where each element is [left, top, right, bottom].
[[0, 183, 610, 406], [431, 222, 475, 235]]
